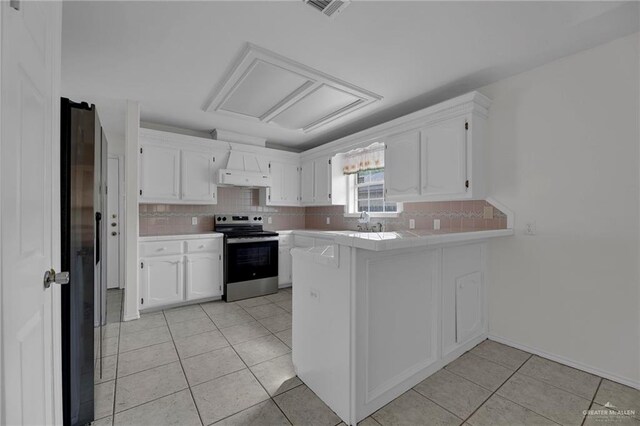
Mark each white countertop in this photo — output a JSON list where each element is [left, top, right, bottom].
[[139, 232, 223, 242], [288, 228, 513, 251], [139, 228, 512, 251]]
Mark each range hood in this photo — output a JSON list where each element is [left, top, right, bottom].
[[218, 149, 272, 188]]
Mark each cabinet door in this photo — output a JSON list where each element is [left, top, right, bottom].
[[140, 143, 180, 202], [384, 129, 422, 199], [314, 157, 331, 205], [186, 253, 223, 300], [422, 116, 467, 197], [265, 161, 284, 205], [140, 255, 184, 309], [282, 163, 301, 205], [278, 246, 292, 286], [456, 271, 482, 344], [442, 244, 484, 356], [301, 160, 315, 204], [181, 149, 216, 203]]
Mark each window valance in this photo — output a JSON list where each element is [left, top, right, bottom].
[[341, 142, 385, 175]]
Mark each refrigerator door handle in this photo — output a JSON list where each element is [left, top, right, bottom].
[[95, 211, 102, 264]]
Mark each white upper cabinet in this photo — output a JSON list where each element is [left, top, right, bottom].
[[282, 162, 301, 204], [139, 143, 181, 202], [299, 155, 345, 206], [421, 116, 468, 198], [314, 157, 331, 204], [301, 159, 315, 204], [384, 129, 422, 199], [181, 149, 217, 203], [261, 160, 301, 206], [304, 91, 489, 204]]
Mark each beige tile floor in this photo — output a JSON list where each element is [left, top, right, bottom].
[[95, 289, 640, 426]]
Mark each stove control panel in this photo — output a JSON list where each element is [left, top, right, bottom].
[[215, 215, 263, 224]]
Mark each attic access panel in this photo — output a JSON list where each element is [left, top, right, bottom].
[[205, 43, 381, 133]]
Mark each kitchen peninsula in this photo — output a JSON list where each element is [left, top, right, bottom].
[[291, 228, 512, 425]]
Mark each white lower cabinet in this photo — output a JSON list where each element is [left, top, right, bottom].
[[186, 252, 223, 300], [139, 236, 223, 310], [139, 255, 184, 309], [278, 246, 292, 287], [441, 243, 485, 357]]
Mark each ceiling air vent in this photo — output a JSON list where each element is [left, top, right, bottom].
[[304, 0, 350, 18]]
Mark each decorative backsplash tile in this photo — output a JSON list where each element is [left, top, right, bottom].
[[304, 200, 507, 232], [139, 187, 305, 236], [139, 187, 507, 236]]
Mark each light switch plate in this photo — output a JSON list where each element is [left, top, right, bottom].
[[434, 219, 441, 230], [483, 206, 494, 219], [268, 217, 273, 224], [326, 217, 330, 225], [409, 219, 415, 229], [191, 217, 198, 225]]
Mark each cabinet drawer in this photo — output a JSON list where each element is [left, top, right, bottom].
[[279, 235, 292, 246], [186, 238, 221, 253], [140, 240, 183, 257]]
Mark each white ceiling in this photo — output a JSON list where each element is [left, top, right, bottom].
[[61, 1, 639, 151]]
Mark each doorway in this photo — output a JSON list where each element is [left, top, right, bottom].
[[107, 155, 123, 290]]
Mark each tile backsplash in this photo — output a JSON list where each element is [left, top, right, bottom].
[[139, 187, 507, 236], [139, 187, 305, 236], [305, 200, 507, 232]]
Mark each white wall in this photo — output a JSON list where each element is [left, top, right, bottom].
[[481, 32, 640, 386]]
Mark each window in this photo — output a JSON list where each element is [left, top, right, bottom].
[[342, 141, 401, 217], [347, 169, 401, 216]]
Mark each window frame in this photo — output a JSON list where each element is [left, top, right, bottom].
[[344, 169, 402, 218]]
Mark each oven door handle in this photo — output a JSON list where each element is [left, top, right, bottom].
[[226, 236, 280, 244]]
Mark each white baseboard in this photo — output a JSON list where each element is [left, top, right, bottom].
[[488, 334, 640, 390]]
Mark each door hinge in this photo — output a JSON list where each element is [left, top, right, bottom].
[[328, 159, 331, 165], [328, 193, 332, 199], [465, 180, 470, 189], [212, 156, 215, 163], [140, 261, 144, 268], [105, 185, 108, 195], [268, 162, 271, 170], [140, 147, 143, 154], [10, 0, 20, 11], [268, 195, 271, 201], [139, 189, 142, 196], [465, 122, 469, 131], [140, 298, 144, 305], [219, 285, 222, 291], [219, 254, 221, 260]]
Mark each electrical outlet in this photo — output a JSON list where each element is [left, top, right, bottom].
[[326, 217, 330, 225], [267, 217, 272, 224], [525, 222, 537, 235], [409, 219, 415, 229], [191, 217, 198, 225], [434, 219, 441, 230], [483, 206, 494, 219]]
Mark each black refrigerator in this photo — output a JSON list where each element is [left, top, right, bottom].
[[60, 98, 107, 426]]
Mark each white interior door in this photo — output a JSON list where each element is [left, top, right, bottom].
[[107, 157, 121, 289], [1, 1, 62, 425]]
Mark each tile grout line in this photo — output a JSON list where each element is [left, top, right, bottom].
[[458, 353, 565, 426], [203, 298, 299, 425], [162, 308, 207, 426], [580, 378, 603, 426], [109, 291, 123, 424]]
